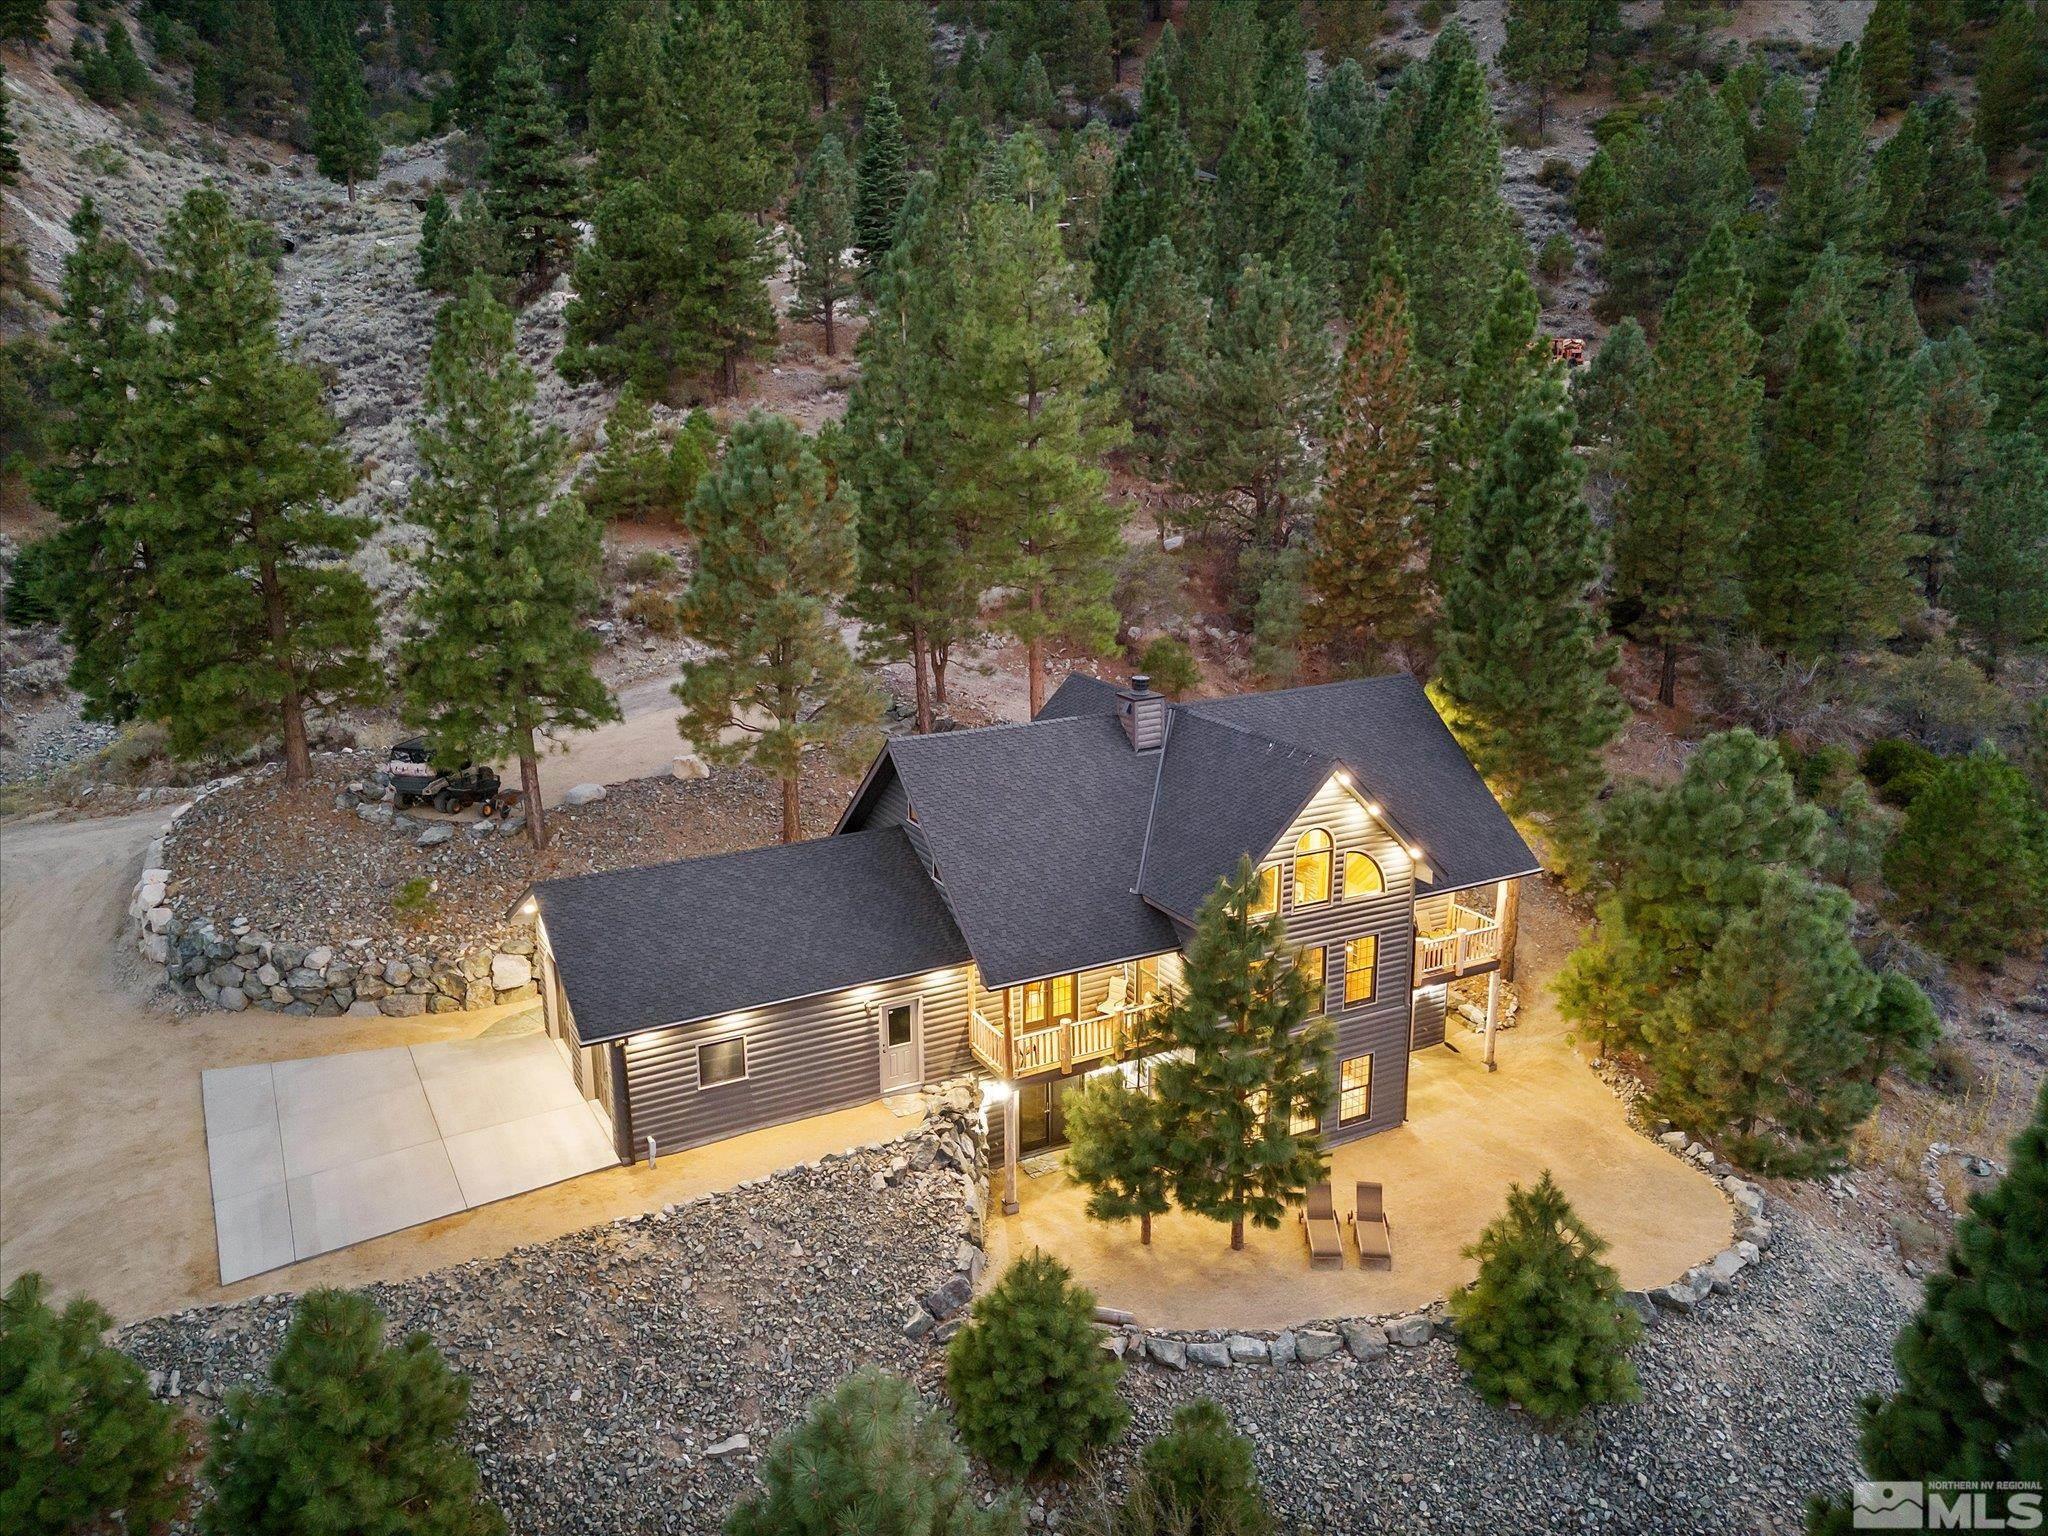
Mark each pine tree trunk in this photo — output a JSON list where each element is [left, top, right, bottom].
[[1140, 1209, 1151, 1245], [1658, 638, 1679, 708], [780, 772, 801, 843], [261, 556, 313, 788], [934, 646, 951, 705], [519, 743, 548, 851], [1230, 1213, 1245, 1251], [720, 348, 739, 397], [822, 296, 836, 358], [346, 170, 356, 203], [913, 625, 933, 733], [1027, 583, 1045, 717]]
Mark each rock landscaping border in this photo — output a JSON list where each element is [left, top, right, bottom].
[[127, 772, 539, 1018]]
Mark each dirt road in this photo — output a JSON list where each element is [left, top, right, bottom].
[[0, 807, 917, 1323]]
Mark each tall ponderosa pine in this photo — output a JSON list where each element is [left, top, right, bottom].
[[310, 37, 379, 201], [1975, 0, 2042, 166], [29, 200, 158, 724], [1107, 235, 1205, 477], [1152, 857, 1333, 1251], [1598, 73, 1751, 322], [1062, 1070, 1173, 1245], [129, 188, 378, 785], [1980, 170, 2048, 441], [1612, 223, 1762, 706], [788, 132, 857, 356], [948, 137, 1128, 718], [1952, 432, 2048, 674], [675, 413, 880, 842], [1913, 329, 1994, 607], [1209, 94, 1334, 298], [852, 76, 911, 279], [202, 1290, 503, 1536], [1169, 255, 1331, 555], [1809, 1080, 2048, 1534], [1572, 316, 1651, 458], [1092, 47, 1201, 305], [1499, 0, 1590, 134], [1884, 748, 2048, 965], [0, 1272, 190, 1536], [1757, 49, 1878, 327], [400, 282, 618, 851], [1309, 240, 1430, 671], [1431, 268, 1546, 586], [483, 44, 583, 285], [1859, 0, 1914, 111], [1874, 97, 1995, 309], [1434, 377, 1625, 830]]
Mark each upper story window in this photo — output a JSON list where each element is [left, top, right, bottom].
[[1292, 828, 1332, 907], [1344, 936, 1378, 1005], [1343, 849, 1386, 900], [1297, 944, 1327, 999], [1249, 864, 1280, 919]]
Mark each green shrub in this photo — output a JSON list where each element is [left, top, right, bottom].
[[1537, 231, 1576, 280], [622, 550, 677, 585], [1884, 749, 2048, 966], [1447, 1171, 1642, 1425], [1127, 1400, 1272, 1536], [727, 1368, 1020, 1536], [622, 587, 679, 636], [1537, 156, 1576, 190], [5, 535, 67, 626], [1861, 738, 1942, 808], [945, 1251, 1127, 1477], [392, 876, 439, 929], [203, 1290, 503, 1536], [1, 1272, 190, 1536], [1138, 635, 1200, 698]]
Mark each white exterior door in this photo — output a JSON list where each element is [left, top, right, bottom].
[[878, 997, 924, 1094]]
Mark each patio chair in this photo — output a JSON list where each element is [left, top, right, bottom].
[[1349, 1181, 1393, 1270], [1299, 1181, 1343, 1269]]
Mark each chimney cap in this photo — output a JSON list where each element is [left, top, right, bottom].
[[1126, 673, 1153, 695]]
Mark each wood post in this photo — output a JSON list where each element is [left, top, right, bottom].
[[1483, 970, 1501, 1074], [1498, 878, 1521, 982], [1002, 1091, 1020, 1215]]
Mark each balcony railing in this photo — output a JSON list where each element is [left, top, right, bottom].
[[1415, 904, 1503, 981], [969, 1001, 1164, 1079]]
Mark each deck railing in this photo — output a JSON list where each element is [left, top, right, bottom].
[[1415, 904, 1503, 981], [969, 1001, 1166, 1078]]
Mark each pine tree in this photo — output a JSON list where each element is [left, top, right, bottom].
[[1914, 330, 1994, 607], [420, 189, 516, 299], [944, 1252, 1129, 1477], [583, 384, 680, 523], [1657, 873, 1881, 1171], [0, 1, 45, 44], [1067, 0, 1115, 98], [310, 38, 380, 202], [853, 76, 911, 279], [1448, 1171, 1643, 1424], [483, 43, 583, 285], [727, 1369, 1020, 1536], [1613, 223, 1762, 707], [1210, 97, 1335, 297], [1152, 857, 1334, 1252], [1499, 0, 1590, 135], [789, 132, 857, 357], [1063, 1070, 1174, 1245], [1313, 0, 1383, 69], [1180, 0, 1265, 164], [1975, 0, 2041, 166], [1757, 49, 1878, 327], [128, 188, 378, 786], [1876, 98, 1995, 308], [203, 1290, 503, 1536], [1309, 240, 1429, 671], [675, 412, 880, 841], [439, 0, 502, 133], [1169, 256, 1331, 556], [1, 1273, 190, 1535], [1860, 970, 1941, 1086], [29, 200, 158, 724], [1749, 72, 1807, 182], [1431, 268, 1546, 585], [1810, 1080, 2048, 1533], [1952, 432, 2048, 674], [0, 61, 18, 189], [1746, 296, 1916, 659], [1598, 73, 1751, 322], [1108, 236, 1205, 478], [401, 282, 618, 850], [948, 136, 1128, 718], [1888, 747, 2048, 965], [1092, 49, 1201, 305], [416, 191, 450, 286], [1979, 170, 2048, 440], [1571, 316, 1651, 457], [1313, 58, 1383, 306], [1434, 374, 1625, 828], [1859, 0, 1914, 112], [585, 4, 674, 192]]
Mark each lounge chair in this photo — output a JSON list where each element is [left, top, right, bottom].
[[1299, 1181, 1343, 1269], [1349, 1181, 1393, 1269]]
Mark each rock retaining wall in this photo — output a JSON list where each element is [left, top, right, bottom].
[[128, 776, 539, 1018]]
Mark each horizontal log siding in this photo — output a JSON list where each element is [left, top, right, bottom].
[[619, 965, 973, 1158], [1256, 774, 1418, 1145], [1410, 982, 1448, 1051]]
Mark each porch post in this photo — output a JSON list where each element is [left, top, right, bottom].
[[1483, 970, 1501, 1073], [1498, 878, 1520, 981], [1002, 1090, 1020, 1215]]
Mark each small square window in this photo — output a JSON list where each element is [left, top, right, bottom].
[[1344, 936, 1378, 1005], [1339, 1055, 1372, 1124], [697, 1036, 747, 1087]]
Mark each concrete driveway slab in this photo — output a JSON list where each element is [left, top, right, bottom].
[[201, 1063, 279, 1137], [214, 1184, 295, 1283], [442, 1102, 617, 1208], [206, 1118, 287, 1202], [287, 1141, 466, 1260], [413, 1039, 584, 1137], [278, 1081, 439, 1180], [271, 1045, 418, 1116]]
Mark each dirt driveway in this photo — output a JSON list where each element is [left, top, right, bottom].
[[0, 807, 919, 1323]]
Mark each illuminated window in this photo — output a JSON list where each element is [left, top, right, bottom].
[[1248, 864, 1279, 919], [697, 1036, 747, 1087], [1290, 1099, 1320, 1136], [1344, 936, 1378, 1005], [1292, 828, 1332, 906], [1297, 944, 1327, 1000], [1051, 973, 1076, 1022], [1014, 976, 1078, 1027], [1343, 849, 1385, 899], [1339, 1055, 1373, 1124]]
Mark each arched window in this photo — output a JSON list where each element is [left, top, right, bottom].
[[1292, 828, 1332, 906], [1343, 849, 1385, 899]]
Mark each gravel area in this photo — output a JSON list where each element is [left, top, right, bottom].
[[161, 752, 862, 946]]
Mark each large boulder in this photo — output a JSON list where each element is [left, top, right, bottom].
[[379, 993, 429, 1017], [490, 953, 533, 992], [562, 782, 607, 806]]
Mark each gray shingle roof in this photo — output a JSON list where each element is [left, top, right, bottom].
[[530, 826, 971, 1044], [885, 713, 1182, 986], [1185, 675, 1539, 893], [1136, 710, 1339, 921]]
